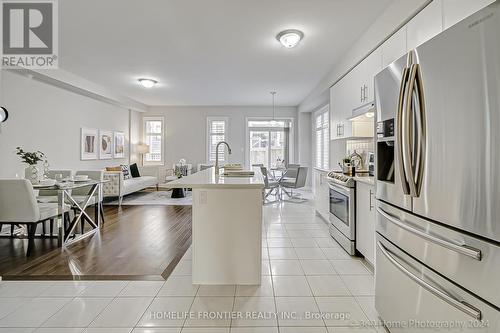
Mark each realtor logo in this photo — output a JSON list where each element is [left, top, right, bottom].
[[1, 0, 58, 68]]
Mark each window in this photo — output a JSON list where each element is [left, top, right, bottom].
[[207, 117, 228, 162], [315, 108, 329, 170], [143, 117, 164, 164]]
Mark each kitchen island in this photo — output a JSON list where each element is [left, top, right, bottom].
[[164, 167, 264, 285]]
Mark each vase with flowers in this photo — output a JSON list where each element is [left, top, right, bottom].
[[16, 147, 47, 184]]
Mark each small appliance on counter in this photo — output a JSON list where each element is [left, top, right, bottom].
[[368, 152, 375, 176]]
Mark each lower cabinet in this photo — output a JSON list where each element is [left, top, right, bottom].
[[356, 181, 376, 265], [313, 169, 330, 221]]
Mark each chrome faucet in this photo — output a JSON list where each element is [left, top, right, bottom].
[[215, 141, 232, 176]]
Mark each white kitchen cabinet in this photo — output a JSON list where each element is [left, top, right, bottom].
[[443, 0, 495, 29], [360, 47, 382, 104], [407, 0, 443, 50], [381, 26, 407, 68], [313, 169, 330, 221], [330, 79, 345, 139], [356, 181, 375, 265], [329, 49, 380, 140]]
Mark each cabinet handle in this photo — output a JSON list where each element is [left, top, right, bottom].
[[363, 85, 368, 102], [369, 189, 374, 211], [360, 86, 363, 102]]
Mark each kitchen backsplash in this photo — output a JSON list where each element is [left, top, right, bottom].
[[346, 139, 374, 170]]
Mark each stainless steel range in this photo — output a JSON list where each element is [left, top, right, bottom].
[[327, 171, 356, 255]]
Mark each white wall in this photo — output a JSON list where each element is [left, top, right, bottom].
[[145, 105, 303, 170], [0, 70, 139, 178], [298, 0, 430, 113]]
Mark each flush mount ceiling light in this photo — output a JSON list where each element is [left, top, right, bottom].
[[276, 29, 304, 48], [138, 78, 158, 88]]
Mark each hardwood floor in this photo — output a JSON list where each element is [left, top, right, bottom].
[[0, 205, 192, 280]]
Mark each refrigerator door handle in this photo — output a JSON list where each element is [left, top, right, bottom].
[[377, 241, 482, 320], [377, 206, 482, 260], [397, 66, 411, 195], [413, 63, 426, 196], [404, 64, 419, 197]]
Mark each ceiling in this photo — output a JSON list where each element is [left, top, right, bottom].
[[59, 0, 392, 106]]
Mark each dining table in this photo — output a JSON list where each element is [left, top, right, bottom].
[[270, 166, 287, 181], [33, 179, 108, 247]]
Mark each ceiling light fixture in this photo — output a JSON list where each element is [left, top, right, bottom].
[[276, 29, 304, 48], [366, 112, 375, 118], [138, 78, 158, 88]]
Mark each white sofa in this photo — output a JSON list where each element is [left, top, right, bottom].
[[103, 166, 159, 205]]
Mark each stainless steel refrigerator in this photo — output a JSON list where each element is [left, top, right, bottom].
[[374, 2, 500, 332]]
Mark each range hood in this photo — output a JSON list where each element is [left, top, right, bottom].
[[348, 101, 375, 121]]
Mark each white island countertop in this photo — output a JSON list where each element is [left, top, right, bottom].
[[163, 167, 264, 189]]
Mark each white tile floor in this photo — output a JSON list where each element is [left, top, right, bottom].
[[0, 199, 382, 333]]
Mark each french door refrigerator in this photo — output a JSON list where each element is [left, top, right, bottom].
[[374, 2, 500, 332]]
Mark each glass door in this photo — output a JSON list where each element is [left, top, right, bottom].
[[247, 119, 292, 169], [249, 131, 270, 167]]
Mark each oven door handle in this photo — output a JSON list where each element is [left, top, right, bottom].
[[328, 183, 351, 196], [377, 207, 482, 261], [377, 241, 482, 320]]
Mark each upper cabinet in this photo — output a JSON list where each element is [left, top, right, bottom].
[[407, 0, 443, 50], [381, 26, 407, 68], [330, 74, 351, 139], [330, 47, 381, 140], [360, 48, 382, 104], [443, 0, 495, 29]]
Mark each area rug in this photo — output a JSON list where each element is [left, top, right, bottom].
[[105, 190, 192, 206]]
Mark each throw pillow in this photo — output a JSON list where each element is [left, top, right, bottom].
[[129, 163, 141, 178], [121, 165, 132, 179], [106, 166, 122, 172]]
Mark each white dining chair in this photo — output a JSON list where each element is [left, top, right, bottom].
[[0, 179, 69, 256]]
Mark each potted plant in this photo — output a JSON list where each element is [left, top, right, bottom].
[[16, 147, 47, 184]]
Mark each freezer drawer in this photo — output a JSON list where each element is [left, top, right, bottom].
[[375, 234, 500, 333], [377, 201, 500, 307]]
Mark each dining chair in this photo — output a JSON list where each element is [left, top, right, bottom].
[[0, 179, 69, 256], [280, 164, 300, 183], [260, 167, 281, 204], [281, 166, 308, 202], [37, 170, 73, 235], [38, 169, 73, 202], [73, 171, 105, 228]]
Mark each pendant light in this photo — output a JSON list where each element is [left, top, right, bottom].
[[270, 91, 277, 125]]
